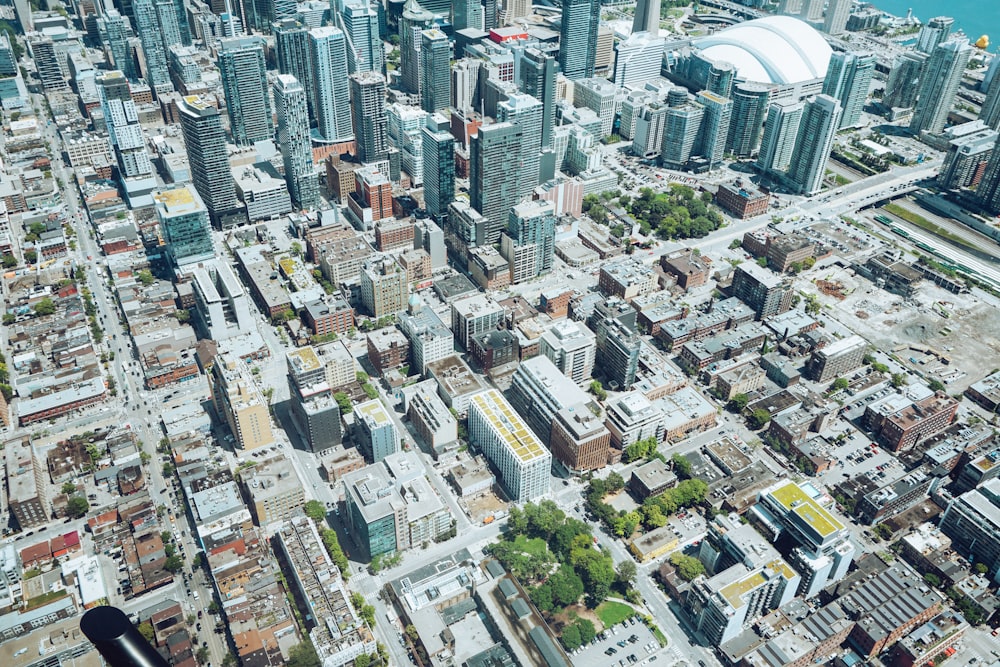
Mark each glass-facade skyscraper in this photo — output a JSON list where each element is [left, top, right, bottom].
[[421, 114, 455, 218], [178, 95, 243, 229], [218, 36, 273, 145], [822, 51, 875, 129], [420, 28, 450, 113], [471, 122, 524, 243], [787, 94, 842, 196], [275, 74, 320, 209], [910, 38, 973, 136], [309, 26, 354, 143], [559, 0, 599, 80]]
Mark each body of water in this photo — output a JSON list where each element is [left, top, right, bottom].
[[869, 0, 999, 45]]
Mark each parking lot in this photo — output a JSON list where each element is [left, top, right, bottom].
[[571, 615, 664, 667]]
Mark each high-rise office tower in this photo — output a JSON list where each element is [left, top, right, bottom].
[[631, 0, 660, 34], [801, 0, 823, 21], [916, 16, 954, 54], [99, 70, 154, 178], [400, 0, 435, 95], [420, 28, 450, 113], [981, 73, 1000, 130], [697, 91, 731, 168], [661, 102, 704, 169], [822, 51, 875, 129], [99, 10, 139, 81], [470, 122, 524, 243], [910, 38, 972, 136], [309, 26, 354, 143], [422, 114, 455, 218], [218, 37, 273, 146], [340, 0, 384, 74], [726, 82, 770, 157], [452, 0, 482, 30], [520, 48, 557, 149], [787, 94, 842, 195], [632, 103, 668, 158], [503, 0, 530, 23], [350, 71, 389, 163], [707, 61, 735, 98], [178, 95, 243, 229], [274, 75, 320, 210], [483, 0, 498, 30], [504, 199, 556, 280], [822, 0, 851, 35], [883, 51, 927, 111], [154, 0, 183, 50], [757, 100, 804, 175], [497, 93, 544, 197], [559, 0, 599, 80], [613, 32, 665, 89], [132, 0, 171, 92]]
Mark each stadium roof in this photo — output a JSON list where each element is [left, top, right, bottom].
[[692, 16, 831, 85]]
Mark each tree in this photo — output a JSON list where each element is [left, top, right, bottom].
[[605, 471, 625, 494], [830, 377, 849, 392], [2, 313, 14, 325], [67, 495, 89, 518], [333, 391, 353, 414], [974, 562, 988, 575], [756, 257, 768, 267], [928, 379, 945, 392], [589, 379, 607, 401], [164, 555, 184, 572], [304, 500, 326, 522], [576, 618, 596, 644], [33, 297, 56, 316], [890, 373, 907, 389], [291, 241, 303, 257], [671, 454, 692, 480], [355, 655, 371, 667], [923, 573, 941, 588], [726, 393, 749, 413], [196, 646, 210, 663], [137, 621, 154, 642], [222, 654, 238, 667], [137, 269, 155, 286], [2, 254, 15, 268], [669, 553, 705, 581], [61, 481, 77, 495], [747, 408, 771, 430], [616, 559, 637, 587], [561, 623, 582, 651], [287, 641, 321, 667], [24, 249, 37, 264]]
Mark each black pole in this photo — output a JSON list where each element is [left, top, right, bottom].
[[80, 606, 170, 667]]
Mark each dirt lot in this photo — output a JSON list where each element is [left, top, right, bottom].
[[799, 265, 1000, 392], [462, 491, 508, 524]]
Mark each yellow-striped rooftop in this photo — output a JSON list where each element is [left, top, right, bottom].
[[471, 390, 547, 463]]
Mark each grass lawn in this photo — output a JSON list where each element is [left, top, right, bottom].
[[596, 601, 634, 628], [512, 534, 549, 559]]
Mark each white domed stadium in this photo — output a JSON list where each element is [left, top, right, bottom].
[[692, 16, 832, 86]]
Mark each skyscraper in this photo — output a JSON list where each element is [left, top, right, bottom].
[[801, 0, 823, 21], [99, 70, 154, 179], [822, 51, 875, 129], [916, 16, 954, 54], [697, 90, 732, 168], [661, 102, 703, 169], [178, 95, 243, 229], [421, 114, 455, 218], [975, 144, 1000, 214], [632, 103, 668, 158], [981, 72, 1000, 130], [470, 122, 523, 243], [99, 10, 139, 81], [132, 0, 171, 92], [497, 93, 544, 197], [787, 94, 842, 196], [400, 0, 435, 95], [910, 39, 972, 136], [559, 0, 599, 80], [707, 61, 735, 98], [350, 71, 389, 163], [419, 28, 450, 113], [340, 0, 384, 74], [309, 26, 354, 143], [452, 0, 482, 30], [726, 82, 770, 157], [154, 184, 215, 267], [883, 51, 926, 111], [613, 32, 665, 89], [274, 75, 320, 210], [520, 48, 557, 149], [631, 0, 660, 34], [505, 199, 556, 280], [275, 19, 312, 93], [776, 0, 802, 15], [218, 37, 273, 146], [822, 0, 851, 35], [154, 0, 183, 51], [757, 100, 804, 176]]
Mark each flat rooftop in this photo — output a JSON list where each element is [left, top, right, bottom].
[[767, 481, 843, 539], [471, 389, 548, 464]]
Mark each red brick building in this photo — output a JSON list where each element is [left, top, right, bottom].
[[715, 179, 770, 219], [303, 298, 354, 336], [375, 218, 415, 252], [865, 392, 959, 452]]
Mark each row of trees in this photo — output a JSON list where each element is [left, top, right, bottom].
[[585, 475, 708, 537]]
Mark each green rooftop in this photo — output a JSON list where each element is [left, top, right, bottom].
[[769, 482, 843, 539]]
